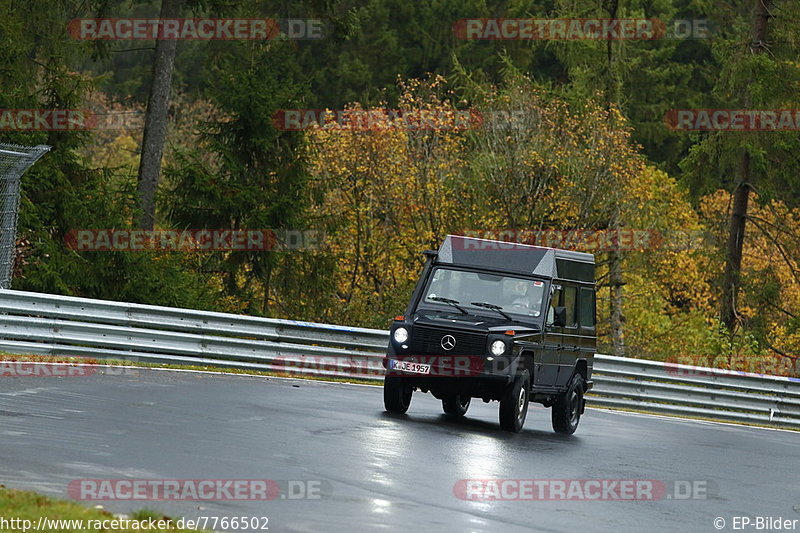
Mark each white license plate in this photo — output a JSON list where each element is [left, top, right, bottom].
[[390, 360, 431, 374]]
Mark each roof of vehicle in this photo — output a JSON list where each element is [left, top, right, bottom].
[[435, 235, 595, 282]]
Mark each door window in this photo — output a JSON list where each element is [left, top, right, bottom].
[[563, 286, 577, 327], [579, 287, 595, 328]]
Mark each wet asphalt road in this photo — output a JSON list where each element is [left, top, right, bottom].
[[0, 365, 798, 533]]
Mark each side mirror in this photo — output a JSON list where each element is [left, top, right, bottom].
[[553, 307, 567, 327]]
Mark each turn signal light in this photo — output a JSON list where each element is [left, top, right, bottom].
[[505, 330, 515, 335], [395, 315, 405, 321]]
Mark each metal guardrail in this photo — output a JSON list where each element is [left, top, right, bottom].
[[0, 289, 798, 429]]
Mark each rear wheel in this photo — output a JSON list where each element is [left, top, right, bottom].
[[384, 376, 412, 414], [552, 373, 585, 434], [499, 369, 530, 432], [442, 394, 471, 417]]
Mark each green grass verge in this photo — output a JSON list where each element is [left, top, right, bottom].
[[0, 486, 208, 532]]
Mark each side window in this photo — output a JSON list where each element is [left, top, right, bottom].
[[547, 287, 561, 325], [579, 288, 595, 328], [563, 286, 577, 327]]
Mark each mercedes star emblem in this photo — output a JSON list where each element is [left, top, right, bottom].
[[441, 335, 456, 351]]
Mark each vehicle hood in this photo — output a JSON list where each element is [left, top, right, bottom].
[[411, 310, 540, 334]]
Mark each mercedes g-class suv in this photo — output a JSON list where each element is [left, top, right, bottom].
[[382, 235, 596, 434]]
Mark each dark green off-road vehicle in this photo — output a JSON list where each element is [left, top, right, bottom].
[[382, 235, 596, 434]]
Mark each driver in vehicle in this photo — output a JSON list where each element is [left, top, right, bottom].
[[511, 281, 544, 317]]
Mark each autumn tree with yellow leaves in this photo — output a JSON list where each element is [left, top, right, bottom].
[[307, 77, 468, 326], [306, 75, 732, 365]]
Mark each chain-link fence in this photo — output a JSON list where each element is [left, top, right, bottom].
[[0, 144, 51, 289]]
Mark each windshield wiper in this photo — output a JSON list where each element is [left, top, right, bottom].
[[429, 296, 468, 314], [470, 302, 515, 321]]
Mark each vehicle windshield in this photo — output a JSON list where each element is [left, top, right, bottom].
[[420, 267, 546, 319]]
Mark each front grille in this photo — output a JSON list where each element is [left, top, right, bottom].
[[410, 326, 487, 356]]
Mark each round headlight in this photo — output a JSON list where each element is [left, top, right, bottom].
[[393, 327, 409, 344], [491, 339, 507, 356]]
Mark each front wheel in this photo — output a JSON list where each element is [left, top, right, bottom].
[[499, 369, 530, 432], [552, 373, 585, 435], [442, 394, 471, 417], [384, 376, 412, 414]]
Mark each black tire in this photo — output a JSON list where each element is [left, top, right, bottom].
[[552, 373, 585, 435], [384, 376, 412, 414], [499, 369, 530, 432], [442, 394, 471, 417]]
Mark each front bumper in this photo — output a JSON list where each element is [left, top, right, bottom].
[[382, 355, 516, 382]]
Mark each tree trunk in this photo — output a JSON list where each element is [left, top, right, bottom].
[[720, 0, 770, 331], [604, 0, 625, 355], [262, 260, 272, 315], [608, 248, 626, 355], [721, 155, 751, 331], [136, 0, 186, 230]]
